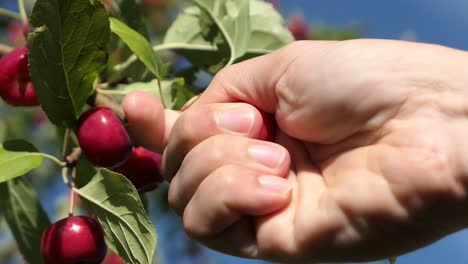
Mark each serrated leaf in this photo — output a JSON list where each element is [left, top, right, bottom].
[[114, 78, 195, 110], [0, 140, 43, 183], [110, 17, 165, 80], [192, 0, 250, 66], [164, 0, 292, 72], [0, 177, 51, 264], [29, 0, 110, 128], [75, 169, 157, 264]]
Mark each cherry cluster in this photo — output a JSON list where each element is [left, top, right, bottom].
[[76, 106, 164, 192], [0, 47, 162, 263]]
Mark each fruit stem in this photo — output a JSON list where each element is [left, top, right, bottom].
[[61, 167, 71, 187], [61, 129, 70, 161], [17, 0, 27, 28], [90, 93, 125, 120], [0, 8, 21, 21], [68, 167, 77, 216]]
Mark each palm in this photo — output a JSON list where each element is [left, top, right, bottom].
[[254, 112, 463, 262]]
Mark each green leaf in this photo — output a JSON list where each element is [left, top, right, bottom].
[[0, 140, 43, 183], [112, 78, 195, 110], [29, 0, 110, 128], [243, 0, 294, 57], [111, 0, 150, 82], [112, 0, 149, 38], [192, 0, 250, 66], [75, 169, 157, 264], [0, 177, 51, 264], [163, 6, 224, 70], [110, 17, 165, 80], [163, 0, 292, 72]]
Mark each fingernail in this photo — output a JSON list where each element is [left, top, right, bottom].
[[215, 107, 254, 134], [249, 143, 285, 168], [258, 175, 291, 193]]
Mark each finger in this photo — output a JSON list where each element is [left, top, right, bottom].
[[182, 165, 292, 257], [123, 91, 179, 153], [168, 134, 290, 215], [162, 103, 266, 180], [192, 41, 335, 112]]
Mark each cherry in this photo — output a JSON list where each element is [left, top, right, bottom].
[[257, 110, 276, 142], [113, 147, 164, 193], [76, 106, 132, 168], [287, 14, 309, 40], [102, 252, 126, 264], [0, 47, 39, 106], [41, 216, 107, 264]]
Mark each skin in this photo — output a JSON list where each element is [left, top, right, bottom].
[[123, 39, 468, 263]]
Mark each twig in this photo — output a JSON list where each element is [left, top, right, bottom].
[[0, 44, 14, 56], [0, 8, 21, 21], [68, 167, 77, 216]]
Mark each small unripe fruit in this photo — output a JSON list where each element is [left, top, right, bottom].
[[41, 216, 107, 264], [287, 14, 309, 40], [77, 107, 132, 168], [113, 147, 164, 193], [0, 47, 39, 106]]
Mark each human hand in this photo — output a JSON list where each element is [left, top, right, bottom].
[[123, 39, 468, 263]]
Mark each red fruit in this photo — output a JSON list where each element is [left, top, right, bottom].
[[257, 110, 276, 142], [41, 216, 107, 264], [77, 107, 132, 168], [102, 252, 126, 264], [0, 47, 39, 106], [287, 14, 309, 40], [113, 147, 164, 193]]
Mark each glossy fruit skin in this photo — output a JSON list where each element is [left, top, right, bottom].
[[41, 216, 107, 264], [0, 47, 39, 106], [102, 252, 126, 264], [113, 147, 164, 193], [77, 107, 132, 168], [257, 110, 276, 142]]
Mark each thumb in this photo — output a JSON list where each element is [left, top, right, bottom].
[[123, 91, 179, 153], [192, 41, 332, 113]]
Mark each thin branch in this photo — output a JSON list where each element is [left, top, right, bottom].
[[0, 44, 14, 56], [0, 8, 21, 21], [61, 129, 70, 161]]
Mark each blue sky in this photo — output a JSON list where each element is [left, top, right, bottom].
[[283, 0, 468, 50]]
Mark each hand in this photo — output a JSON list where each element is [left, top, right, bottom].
[[123, 39, 468, 263]]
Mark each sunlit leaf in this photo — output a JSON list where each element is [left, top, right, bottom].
[[29, 0, 110, 127], [75, 169, 157, 264]]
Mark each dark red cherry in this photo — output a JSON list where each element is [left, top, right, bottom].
[[0, 47, 39, 106], [102, 252, 126, 264], [77, 107, 132, 168], [41, 216, 107, 264], [113, 147, 164, 193], [257, 110, 276, 142]]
